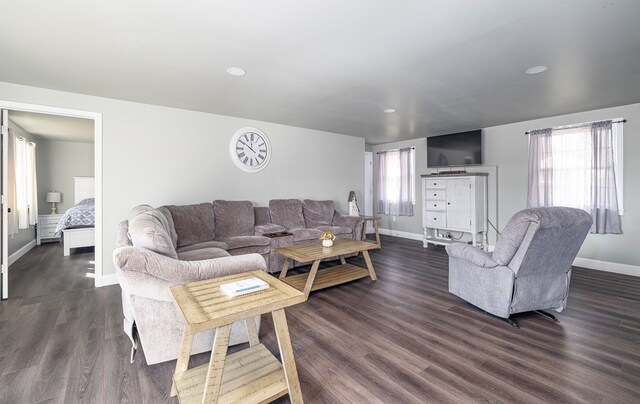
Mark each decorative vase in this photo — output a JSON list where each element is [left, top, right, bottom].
[[322, 239, 333, 247]]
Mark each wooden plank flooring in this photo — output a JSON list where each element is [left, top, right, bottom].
[[1, 237, 639, 403]]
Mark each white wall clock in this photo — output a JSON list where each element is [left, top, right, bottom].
[[229, 127, 271, 173]]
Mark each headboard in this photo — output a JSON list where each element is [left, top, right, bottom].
[[74, 176, 95, 204]]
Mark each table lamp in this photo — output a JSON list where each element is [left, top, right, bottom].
[[46, 191, 61, 214]]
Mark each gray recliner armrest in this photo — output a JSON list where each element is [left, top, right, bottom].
[[446, 243, 498, 268], [113, 246, 267, 285]]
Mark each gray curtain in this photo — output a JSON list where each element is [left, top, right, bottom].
[[377, 148, 414, 216], [527, 128, 553, 208], [590, 121, 621, 234], [527, 120, 621, 234]]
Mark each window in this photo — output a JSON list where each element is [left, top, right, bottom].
[[527, 119, 623, 234], [14, 136, 38, 229], [377, 147, 415, 216]]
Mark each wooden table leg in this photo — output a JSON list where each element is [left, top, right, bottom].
[[272, 309, 303, 404], [245, 317, 260, 347], [303, 260, 321, 297], [373, 219, 381, 247], [201, 324, 232, 403], [362, 250, 377, 281], [171, 326, 195, 397], [339, 255, 347, 265], [279, 258, 292, 279]]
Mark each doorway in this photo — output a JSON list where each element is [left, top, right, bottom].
[[0, 100, 103, 299]]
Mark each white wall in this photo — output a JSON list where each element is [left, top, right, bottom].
[[370, 102, 640, 268], [0, 81, 365, 276], [37, 140, 95, 215]]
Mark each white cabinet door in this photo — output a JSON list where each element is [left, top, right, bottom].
[[446, 179, 472, 231]]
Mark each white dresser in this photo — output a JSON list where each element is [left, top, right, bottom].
[[37, 214, 63, 245], [421, 173, 488, 248]]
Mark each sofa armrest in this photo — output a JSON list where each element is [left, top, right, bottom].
[[114, 246, 267, 286], [445, 243, 498, 268], [332, 211, 364, 230], [254, 223, 286, 236]]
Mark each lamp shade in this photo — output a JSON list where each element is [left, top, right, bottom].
[[46, 192, 61, 203]]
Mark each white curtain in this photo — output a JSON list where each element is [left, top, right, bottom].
[[527, 120, 621, 234], [377, 147, 414, 216], [7, 129, 19, 236], [15, 137, 38, 229]]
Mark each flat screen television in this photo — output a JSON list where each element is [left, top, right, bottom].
[[427, 129, 482, 168]]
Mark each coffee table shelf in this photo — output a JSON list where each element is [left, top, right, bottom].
[[277, 239, 378, 297], [281, 264, 370, 293], [173, 343, 288, 404]]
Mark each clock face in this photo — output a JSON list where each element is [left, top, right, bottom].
[[229, 127, 271, 173]]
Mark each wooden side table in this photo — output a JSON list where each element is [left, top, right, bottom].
[[360, 215, 381, 247], [170, 270, 306, 403]]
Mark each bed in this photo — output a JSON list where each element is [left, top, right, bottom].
[[55, 177, 95, 256]]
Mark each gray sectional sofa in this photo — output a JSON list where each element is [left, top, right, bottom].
[[113, 199, 363, 365]]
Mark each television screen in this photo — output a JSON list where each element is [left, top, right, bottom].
[[427, 129, 482, 168]]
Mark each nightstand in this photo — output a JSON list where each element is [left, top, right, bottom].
[[37, 214, 63, 245]]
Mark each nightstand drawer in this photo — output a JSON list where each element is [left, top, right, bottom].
[[40, 227, 58, 239], [40, 217, 61, 226]]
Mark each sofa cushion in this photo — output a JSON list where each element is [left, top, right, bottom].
[[227, 245, 271, 256], [315, 225, 352, 236], [176, 240, 230, 253], [177, 247, 230, 261], [213, 200, 255, 237], [220, 235, 271, 250], [269, 199, 306, 230], [303, 200, 336, 228], [128, 204, 154, 221], [128, 208, 178, 259], [157, 205, 178, 249], [289, 228, 323, 242], [166, 203, 216, 247]]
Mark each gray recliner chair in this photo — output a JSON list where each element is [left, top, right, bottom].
[[446, 207, 593, 327]]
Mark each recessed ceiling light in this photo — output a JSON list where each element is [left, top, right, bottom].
[[526, 65, 548, 75], [383, 108, 396, 114], [226, 67, 246, 76]]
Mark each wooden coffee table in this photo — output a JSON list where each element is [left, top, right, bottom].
[[276, 239, 378, 297]]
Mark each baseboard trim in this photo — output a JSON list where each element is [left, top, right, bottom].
[[378, 228, 423, 241], [377, 230, 639, 277], [573, 257, 640, 277], [8, 239, 37, 266], [98, 273, 119, 287]]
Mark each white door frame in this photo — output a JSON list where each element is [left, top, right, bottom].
[[0, 100, 104, 287], [364, 151, 373, 233]]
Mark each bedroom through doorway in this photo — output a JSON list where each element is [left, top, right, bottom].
[[0, 101, 102, 300]]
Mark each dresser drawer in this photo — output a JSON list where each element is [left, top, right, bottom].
[[425, 179, 446, 189], [425, 201, 446, 211], [425, 212, 447, 227], [425, 190, 446, 201]]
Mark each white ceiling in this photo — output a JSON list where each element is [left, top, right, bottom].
[[1, 1, 639, 145], [9, 111, 94, 143]]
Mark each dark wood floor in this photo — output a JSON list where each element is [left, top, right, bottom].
[[1, 236, 639, 403]]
